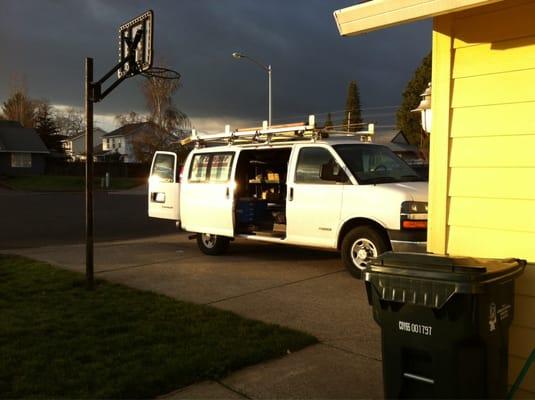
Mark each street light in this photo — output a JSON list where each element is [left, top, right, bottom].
[[232, 52, 272, 126]]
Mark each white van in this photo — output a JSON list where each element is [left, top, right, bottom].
[[148, 119, 428, 278]]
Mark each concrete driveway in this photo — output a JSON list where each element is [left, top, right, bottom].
[[5, 233, 383, 399]]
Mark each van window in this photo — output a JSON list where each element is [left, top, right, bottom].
[[334, 144, 423, 184], [151, 153, 175, 183], [189, 154, 210, 182], [210, 153, 233, 182], [295, 147, 340, 184], [188, 152, 234, 183]]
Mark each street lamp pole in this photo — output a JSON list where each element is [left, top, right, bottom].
[[268, 64, 272, 127], [232, 52, 272, 126]]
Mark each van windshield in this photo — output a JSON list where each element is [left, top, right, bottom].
[[333, 144, 424, 184]]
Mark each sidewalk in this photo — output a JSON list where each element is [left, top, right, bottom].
[[5, 234, 383, 399]]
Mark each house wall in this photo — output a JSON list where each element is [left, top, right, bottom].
[[429, 0, 535, 393], [103, 136, 128, 158], [71, 130, 106, 158], [0, 153, 45, 176]]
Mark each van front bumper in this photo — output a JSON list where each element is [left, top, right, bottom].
[[390, 240, 427, 253], [388, 229, 427, 253]]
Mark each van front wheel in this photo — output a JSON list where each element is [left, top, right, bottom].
[[341, 226, 387, 279], [197, 233, 230, 255]]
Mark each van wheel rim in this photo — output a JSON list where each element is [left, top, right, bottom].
[[350, 238, 377, 270], [201, 234, 216, 248]]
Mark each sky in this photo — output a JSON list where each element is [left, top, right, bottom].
[[0, 0, 432, 132]]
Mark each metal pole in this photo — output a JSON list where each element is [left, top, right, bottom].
[[85, 57, 94, 289], [268, 65, 272, 127]]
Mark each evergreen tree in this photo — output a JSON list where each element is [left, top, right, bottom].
[[344, 80, 362, 132], [2, 90, 35, 128], [34, 102, 64, 154], [396, 52, 432, 148], [324, 112, 333, 129]]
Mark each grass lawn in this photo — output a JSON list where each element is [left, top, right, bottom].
[[0, 255, 317, 398], [0, 175, 145, 191]]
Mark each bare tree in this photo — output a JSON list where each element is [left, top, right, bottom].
[[54, 107, 85, 137], [114, 111, 146, 126], [2, 85, 36, 128], [141, 74, 190, 133]]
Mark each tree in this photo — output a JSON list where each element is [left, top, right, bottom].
[[324, 112, 333, 129], [345, 80, 362, 132], [396, 52, 432, 148], [131, 70, 191, 162], [131, 122, 183, 163], [115, 111, 146, 126], [34, 101, 65, 154], [2, 89, 35, 128], [141, 75, 190, 133], [54, 107, 85, 137]]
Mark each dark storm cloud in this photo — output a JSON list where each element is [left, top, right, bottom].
[[0, 0, 431, 127]]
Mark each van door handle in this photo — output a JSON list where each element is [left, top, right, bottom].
[[225, 187, 230, 199], [289, 187, 294, 201]]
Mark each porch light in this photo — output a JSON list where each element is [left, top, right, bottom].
[[412, 83, 432, 134]]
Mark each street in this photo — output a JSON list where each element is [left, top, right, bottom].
[[0, 187, 176, 249]]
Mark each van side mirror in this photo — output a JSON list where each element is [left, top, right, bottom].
[[320, 161, 348, 183]]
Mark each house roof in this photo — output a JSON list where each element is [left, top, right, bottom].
[[0, 121, 49, 154], [65, 128, 107, 142], [333, 0, 503, 36], [373, 129, 418, 153], [103, 122, 161, 138]]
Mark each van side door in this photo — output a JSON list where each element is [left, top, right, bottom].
[[148, 151, 180, 221], [286, 145, 347, 248], [180, 151, 236, 237]]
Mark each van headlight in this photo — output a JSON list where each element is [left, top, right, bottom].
[[401, 201, 428, 214], [401, 201, 428, 229]]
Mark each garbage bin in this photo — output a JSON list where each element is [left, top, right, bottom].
[[364, 252, 526, 399]]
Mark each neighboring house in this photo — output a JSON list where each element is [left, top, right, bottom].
[[0, 121, 49, 176], [373, 129, 424, 164], [335, 0, 535, 394], [62, 128, 107, 161], [101, 122, 167, 163]]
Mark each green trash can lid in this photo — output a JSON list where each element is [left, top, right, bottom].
[[365, 252, 526, 308]]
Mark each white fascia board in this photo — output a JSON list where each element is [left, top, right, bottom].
[[333, 0, 504, 36]]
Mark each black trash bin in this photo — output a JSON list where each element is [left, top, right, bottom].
[[364, 252, 526, 399]]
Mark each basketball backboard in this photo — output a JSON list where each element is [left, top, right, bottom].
[[117, 10, 153, 78]]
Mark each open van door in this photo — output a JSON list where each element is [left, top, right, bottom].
[[148, 151, 180, 221]]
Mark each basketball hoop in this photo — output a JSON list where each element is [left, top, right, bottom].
[[141, 66, 181, 81]]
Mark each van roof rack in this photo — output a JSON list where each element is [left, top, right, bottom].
[[180, 115, 375, 147]]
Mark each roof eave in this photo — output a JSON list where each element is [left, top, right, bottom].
[[333, 0, 504, 36]]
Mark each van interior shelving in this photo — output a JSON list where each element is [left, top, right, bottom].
[[234, 148, 291, 238]]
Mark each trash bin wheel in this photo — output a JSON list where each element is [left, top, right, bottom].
[[341, 226, 387, 278], [197, 233, 230, 255]]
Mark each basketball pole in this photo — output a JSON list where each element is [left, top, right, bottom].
[[85, 57, 94, 289], [82, 10, 152, 290]]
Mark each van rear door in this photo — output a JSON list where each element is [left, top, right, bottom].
[[148, 151, 180, 221], [180, 151, 236, 237]]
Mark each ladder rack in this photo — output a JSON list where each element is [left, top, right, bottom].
[[181, 115, 375, 147]]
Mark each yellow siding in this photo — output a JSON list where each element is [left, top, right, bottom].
[[452, 69, 535, 107], [453, 0, 535, 48], [427, 15, 454, 255], [448, 168, 535, 200], [451, 102, 535, 137], [450, 136, 535, 167], [447, 227, 535, 260], [431, 1, 535, 394]]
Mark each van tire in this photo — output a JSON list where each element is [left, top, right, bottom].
[[196, 233, 230, 255], [341, 226, 387, 279]]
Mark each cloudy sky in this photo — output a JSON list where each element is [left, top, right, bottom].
[[1, 0, 431, 132]]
